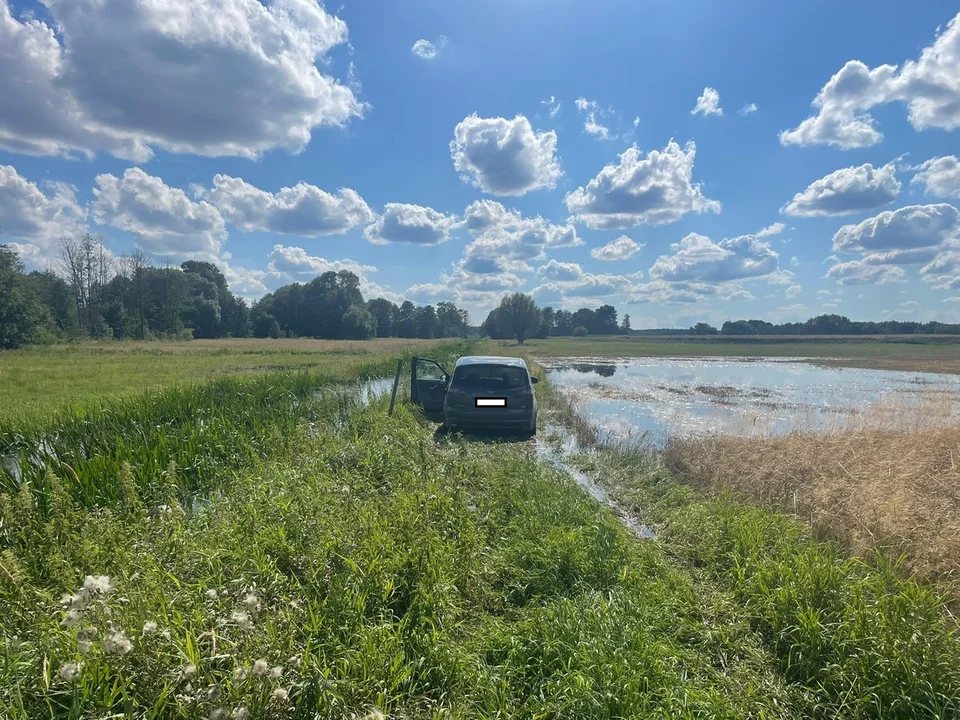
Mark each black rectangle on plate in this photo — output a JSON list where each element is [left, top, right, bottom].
[[475, 397, 507, 408]]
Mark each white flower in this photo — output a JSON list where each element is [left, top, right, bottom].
[[104, 631, 132, 655], [269, 666, 282, 679], [205, 589, 218, 601], [207, 685, 222, 701], [58, 662, 81, 682], [233, 666, 250, 682], [209, 709, 227, 720], [251, 659, 269, 677], [61, 609, 82, 628], [83, 575, 113, 594], [271, 687, 289, 703], [231, 611, 253, 631], [233, 708, 250, 720], [78, 639, 93, 654], [142, 620, 158, 635], [243, 593, 260, 613], [161, 629, 172, 640], [61, 590, 89, 610]]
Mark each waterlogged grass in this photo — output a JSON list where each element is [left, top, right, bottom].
[[0, 338, 448, 424], [571, 445, 960, 718], [3, 392, 802, 718], [0, 342, 471, 508]]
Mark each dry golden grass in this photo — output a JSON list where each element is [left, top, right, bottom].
[[664, 397, 960, 590]]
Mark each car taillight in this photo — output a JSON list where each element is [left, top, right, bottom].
[[447, 388, 468, 406], [515, 391, 533, 408]]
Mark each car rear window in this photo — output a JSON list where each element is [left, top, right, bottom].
[[452, 364, 529, 390]]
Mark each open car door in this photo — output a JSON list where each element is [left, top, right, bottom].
[[411, 356, 449, 418]]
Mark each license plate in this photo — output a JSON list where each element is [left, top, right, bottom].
[[475, 397, 506, 408]]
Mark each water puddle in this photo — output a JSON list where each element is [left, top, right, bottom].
[[539, 356, 960, 445], [535, 423, 655, 539]]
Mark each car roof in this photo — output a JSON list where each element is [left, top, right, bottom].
[[454, 355, 528, 368]]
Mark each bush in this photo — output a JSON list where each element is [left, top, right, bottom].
[[572, 325, 588, 337]]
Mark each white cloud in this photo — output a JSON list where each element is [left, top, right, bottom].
[[825, 259, 907, 285], [363, 203, 458, 246], [450, 114, 562, 196], [691, 87, 723, 116], [921, 250, 960, 290], [629, 279, 754, 305], [633, 116, 640, 128], [944, 296, 960, 302], [535, 259, 583, 281], [756, 222, 786, 238], [781, 13, 960, 149], [411, 39, 438, 60], [832, 203, 959, 254], [531, 270, 642, 303], [541, 96, 561, 119], [790, 256, 799, 267], [0, 0, 362, 161], [738, 103, 758, 116], [198, 175, 374, 237], [92, 168, 226, 260], [0, 165, 86, 260], [785, 284, 803, 298], [590, 235, 643, 261], [575, 97, 611, 140], [649, 232, 780, 284], [911, 156, 960, 199], [564, 140, 720, 229], [266, 244, 400, 303], [782, 162, 900, 216]]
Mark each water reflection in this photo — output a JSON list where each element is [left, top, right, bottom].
[[540, 356, 960, 446]]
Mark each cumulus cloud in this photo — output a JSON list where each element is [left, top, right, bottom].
[[780, 13, 960, 149], [756, 222, 786, 238], [590, 235, 643, 261], [691, 87, 723, 116], [535, 259, 583, 281], [911, 156, 960, 199], [450, 114, 562, 196], [197, 175, 374, 237], [92, 168, 226, 260], [0, 165, 86, 260], [411, 35, 448, 60], [629, 280, 754, 305], [460, 200, 581, 270], [564, 140, 720, 229], [575, 97, 611, 140], [785, 284, 803, 298], [0, 0, 362, 161], [649, 232, 780, 284], [363, 203, 458, 246], [782, 162, 900, 216], [831, 203, 959, 254], [267, 244, 400, 302], [826, 260, 906, 285], [531, 270, 643, 304], [738, 103, 758, 116]]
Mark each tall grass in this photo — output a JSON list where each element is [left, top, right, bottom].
[[0, 342, 470, 510], [1, 388, 801, 718]]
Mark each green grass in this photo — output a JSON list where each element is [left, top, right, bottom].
[[502, 336, 960, 374], [2, 345, 959, 717], [0, 338, 447, 425]]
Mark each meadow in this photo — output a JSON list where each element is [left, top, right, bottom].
[[2, 338, 959, 717]]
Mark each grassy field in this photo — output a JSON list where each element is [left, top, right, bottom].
[[0, 338, 447, 425], [2, 339, 959, 716], [502, 335, 960, 374]]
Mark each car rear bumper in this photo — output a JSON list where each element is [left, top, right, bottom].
[[444, 407, 536, 431]]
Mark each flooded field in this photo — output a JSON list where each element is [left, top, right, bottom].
[[539, 356, 960, 445]]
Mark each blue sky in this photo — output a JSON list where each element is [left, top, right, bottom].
[[2, 0, 960, 327]]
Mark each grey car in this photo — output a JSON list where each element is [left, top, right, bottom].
[[411, 355, 538, 437]]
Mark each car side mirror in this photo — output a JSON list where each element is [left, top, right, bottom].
[[531, 376, 540, 384]]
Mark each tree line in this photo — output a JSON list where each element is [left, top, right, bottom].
[[481, 294, 631, 344], [0, 240, 470, 349], [691, 315, 960, 336]]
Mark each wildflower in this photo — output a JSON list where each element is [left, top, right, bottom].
[[231, 611, 253, 631], [61, 590, 89, 610], [104, 631, 132, 655], [233, 665, 250, 682], [269, 666, 282, 679], [83, 575, 113, 595], [271, 687, 289, 703], [233, 708, 250, 720], [142, 620, 158, 635], [252, 659, 269, 677], [207, 685, 222, 701], [59, 662, 81, 682], [209, 710, 227, 720], [205, 589, 218, 601], [78, 640, 93, 654], [80, 626, 98, 638], [243, 593, 260, 613], [61, 609, 82, 628], [161, 629, 172, 640]]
